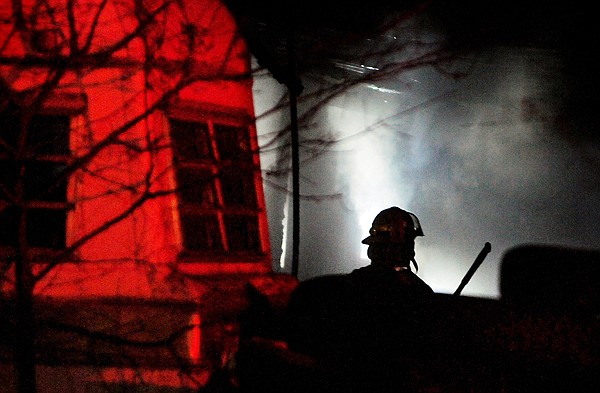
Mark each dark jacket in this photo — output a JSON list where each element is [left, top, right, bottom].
[[285, 266, 436, 392]]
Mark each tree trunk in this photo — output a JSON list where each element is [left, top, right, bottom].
[[14, 255, 37, 393]]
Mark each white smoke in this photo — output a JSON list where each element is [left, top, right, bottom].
[[254, 45, 600, 298]]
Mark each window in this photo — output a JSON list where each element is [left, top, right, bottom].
[[0, 102, 71, 249], [169, 114, 265, 260]]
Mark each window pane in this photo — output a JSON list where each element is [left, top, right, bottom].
[[27, 115, 70, 155], [214, 124, 251, 161], [0, 161, 17, 192], [224, 215, 260, 252], [181, 214, 224, 251], [24, 162, 68, 202], [177, 168, 216, 206], [1, 162, 68, 202], [0, 207, 66, 248], [0, 102, 20, 154], [221, 169, 257, 208], [27, 208, 66, 249], [1, 110, 69, 155], [0, 206, 18, 246], [170, 119, 212, 161]]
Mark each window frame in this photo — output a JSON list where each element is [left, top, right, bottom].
[[0, 93, 85, 253], [165, 102, 271, 269]]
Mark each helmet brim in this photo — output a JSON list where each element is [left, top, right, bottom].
[[362, 230, 423, 245], [361, 235, 401, 245], [361, 236, 374, 245]]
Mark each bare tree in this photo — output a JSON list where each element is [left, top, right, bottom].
[[1, 1, 278, 392]]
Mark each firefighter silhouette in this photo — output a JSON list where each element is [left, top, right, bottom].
[[349, 206, 433, 295], [286, 207, 436, 393]]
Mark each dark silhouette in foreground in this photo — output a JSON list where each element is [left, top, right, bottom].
[[236, 212, 600, 393]]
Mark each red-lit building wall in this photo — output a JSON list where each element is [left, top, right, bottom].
[[1, 0, 272, 293], [0, 1, 297, 390]]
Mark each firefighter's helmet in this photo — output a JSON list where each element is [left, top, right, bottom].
[[361, 207, 424, 245]]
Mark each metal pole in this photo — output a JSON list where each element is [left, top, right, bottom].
[[454, 242, 491, 296], [287, 19, 300, 278]]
